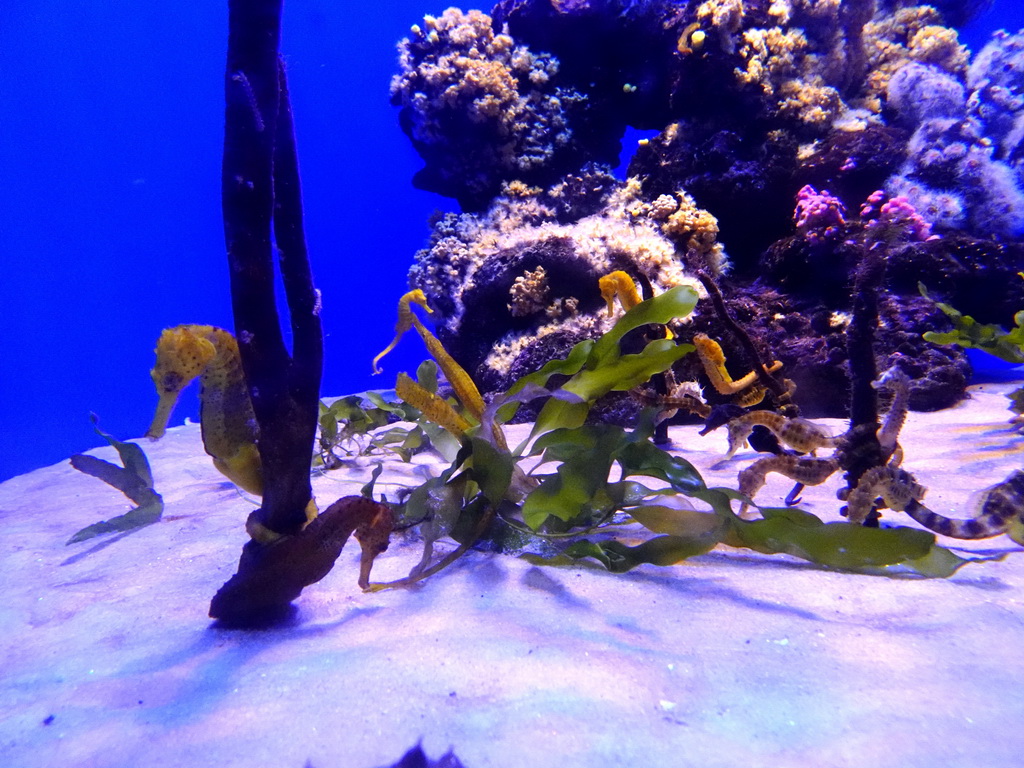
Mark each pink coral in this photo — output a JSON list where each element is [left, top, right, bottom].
[[860, 190, 934, 243], [793, 184, 846, 243]]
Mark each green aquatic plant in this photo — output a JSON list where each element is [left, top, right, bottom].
[[365, 275, 990, 588], [68, 414, 164, 544], [686, 255, 1024, 555], [316, 390, 423, 466], [364, 282, 699, 588], [920, 283, 1024, 365], [920, 282, 1024, 420]]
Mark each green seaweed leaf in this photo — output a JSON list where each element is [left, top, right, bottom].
[[588, 284, 699, 365], [377, 280, 995, 585], [722, 505, 972, 576], [920, 283, 1024, 364], [527, 533, 722, 572], [370, 425, 426, 462], [497, 286, 698, 436], [401, 466, 468, 577], [615, 439, 706, 494], [522, 425, 630, 529], [520, 422, 710, 530], [67, 414, 163, 544], [466, 435, 514, 506], [539, 483, 975, 577], [360, 463, 385, 499]]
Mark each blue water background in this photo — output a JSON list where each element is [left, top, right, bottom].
[[0, 2, 1019, 482]]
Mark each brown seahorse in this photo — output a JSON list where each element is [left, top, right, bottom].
[[725, 410, 836, 459], [209, 495, 395, 623], [844, 465, 926, 525], [903, 470, 1024, 545], [146, 325, 262, 495]]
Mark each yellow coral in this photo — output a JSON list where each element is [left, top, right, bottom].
[[659, 190, 728, 273], [696, 0, 747, 30], [392, 7, 564, 173], [767, 0, 791, 24], [794, 0, 842, 20], [677, 23, 706, 57], [778, 80, 843, 126], [411, 178, 715, 384]]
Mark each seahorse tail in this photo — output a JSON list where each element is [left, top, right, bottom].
[[903, 499, 1002, 540]]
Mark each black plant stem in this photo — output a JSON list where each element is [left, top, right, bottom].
[[843, 247, 886, 491], [273, 59, 323, 385], [695, 271, 796, 416], [222, 0, 321, 535]]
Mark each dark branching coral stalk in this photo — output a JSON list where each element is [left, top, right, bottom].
[[211, 0, 397, 626], [694, 271, 796, 416], [842, 248, 887, 495], [222, 0, 321, 535]]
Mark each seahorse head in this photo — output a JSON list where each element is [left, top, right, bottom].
[[146, 326, 217, 438]]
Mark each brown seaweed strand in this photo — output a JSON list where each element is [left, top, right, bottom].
[[272, 57, 322, 384], [367, 503, 497, 592], [842, 248, 887, 494], [694, 272, 796, 417], [209, 496, 394, 625], [222, 0, 319, 534], [266, 56, 324, 524]]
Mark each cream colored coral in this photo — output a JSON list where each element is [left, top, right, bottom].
[[718, 2, 965, 125], [392, 8, 569, 176], [545, 296, 579, 319], [736, 27, 808, 97], [908, 26, 968, 74], [410, 175, 718, 381], [859, 5, 963, 112], [482, 314, 610, 375], [485, 181, 556, 233], [697, 0, 748, 33], [768, 0, 791, 25], [508, 266, 551, 317], [659, 191, 728, 274], [793, 0, 841, 20], [649, 195, 680, 220], [778, 80, 843, 126]]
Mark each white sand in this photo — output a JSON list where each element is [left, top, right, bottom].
[[2, 382, 1023, 768]]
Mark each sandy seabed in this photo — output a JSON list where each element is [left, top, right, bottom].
[[2, 382, 1024, 768]]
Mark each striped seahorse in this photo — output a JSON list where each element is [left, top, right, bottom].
[[904, 470, 1024, 546], [146, 325, 262, 496]]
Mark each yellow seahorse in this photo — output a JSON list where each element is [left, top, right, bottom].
[[599, 270, 674, 338], [373, 290, 508, 450], [599, 270, 644, 315], [146, 325, 263, 496], [693, 333, 783, 399], [373, 290, 485, 417]]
